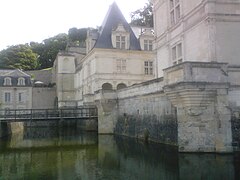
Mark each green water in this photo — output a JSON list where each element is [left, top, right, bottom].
[[0, 127, 239, 180]]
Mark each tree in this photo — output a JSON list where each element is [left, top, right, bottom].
[[30, 33, 68, 69], [130, 0, 153, 27], [68, 28, 87, 44], [0, 44, 39, 70], [0, 27, 88, 70]]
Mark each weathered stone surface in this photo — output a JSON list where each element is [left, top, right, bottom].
[[231, 108, 240, 151], [115, 94, 178, 145], [0, 122, 24, 138], [164, 62, 233, 153]]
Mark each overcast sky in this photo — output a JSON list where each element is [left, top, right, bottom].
[[0, 0, 148, 50]]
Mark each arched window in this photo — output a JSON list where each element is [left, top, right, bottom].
[[117, 83, 127, 90], [102, 83, 113, 90], [18, 78, 25, 86], [4, 77, 11, 86]]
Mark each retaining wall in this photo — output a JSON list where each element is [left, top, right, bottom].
[[102, 78, 178, 145]]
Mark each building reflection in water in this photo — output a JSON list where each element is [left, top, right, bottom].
[[0, 127, 239, 179]]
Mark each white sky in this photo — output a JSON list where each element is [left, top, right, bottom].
[[0, 0, 148, 51]]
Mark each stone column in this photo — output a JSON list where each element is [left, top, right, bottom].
[[95, 90, 118, 134], [163, 62, 233, 153], [165, 83, 232, 152]]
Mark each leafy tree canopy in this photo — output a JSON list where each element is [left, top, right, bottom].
[[0, 28, 88, 70], [68, 27, 87, 43], [31, 33, 68, 69], [0, 44, 39, 70], [130, 0, 153, 27]]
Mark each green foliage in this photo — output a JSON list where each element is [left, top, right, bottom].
[[130, 0, 153, 27], [31, 33, 68, 69], [0, 27, 88, 70], [0, 44, 39, 70], [68, 28, 87, 43]]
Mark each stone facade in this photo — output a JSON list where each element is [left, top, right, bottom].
[[115, 92, 177, 145], [0, 69, 32, 110], [32, 87, 57, 109], [146, 0, 240, 152], [152, 0, 240, 77], [2, 1, 240, 154], [52, 2, 155, 107]]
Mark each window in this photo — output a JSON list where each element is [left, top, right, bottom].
[[170, 0, 181, 25], [4, 77, 11, 86], [144, 40, 153, 51], [5, 92, 11, 103], [18, 92, 24, 102], [116, 35, 126, 49], [144, 61, 153, 75], [172, 43, 183, 65], [18, 78, 25, 86], [116, 59, 126, 73]]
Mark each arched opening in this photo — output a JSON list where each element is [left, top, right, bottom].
[[102, 83, 113, 90], [117, 83, 127, 90]]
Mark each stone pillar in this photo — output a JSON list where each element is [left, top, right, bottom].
[[95, 90, 118, 134], [165, 83, 232, 152], [96, 99, 117, 134], [163, 62, 233, 153]]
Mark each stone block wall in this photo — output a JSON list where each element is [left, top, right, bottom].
[[0, 122, 24, 138], [231, 108, 240, 151], [32, 87, 56, 109], [115, 93, 177, 145], [96, 78, 178, 145], [229, 89, 240, 151]]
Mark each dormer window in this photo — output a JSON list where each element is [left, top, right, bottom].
[[144, 40, 153, 51], [18, 78, 25, 86], [4, 77, 12, 86], [112, 23, 130, 50], [139, 28, 154, 51], [116, 35, 126, 49]]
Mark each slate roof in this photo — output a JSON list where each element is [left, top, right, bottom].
[[0, 69, 32, 86], [94, 2, 141, 50], [0, 69, 30, 77]]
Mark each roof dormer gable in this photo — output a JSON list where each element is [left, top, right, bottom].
[[139, 28, 155, 51], [112, 23, 130, 50]]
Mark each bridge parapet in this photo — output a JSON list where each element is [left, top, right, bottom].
[[0, 107, 98, 122]]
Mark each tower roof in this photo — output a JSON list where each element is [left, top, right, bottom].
[[94, 2, 141, 50]]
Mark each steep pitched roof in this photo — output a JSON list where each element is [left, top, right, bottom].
[[0, 69, 32, 86], [94, 2, 141, 50], [0, 69, 30, 77]]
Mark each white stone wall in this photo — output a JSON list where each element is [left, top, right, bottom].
[[55, 54, 76, 107], [32, 87, 56, 109], [76, 49, 155, 102], [216, 21, 240, 64], [117, 78, 164, 99], [0, 87, 32, 109], [58, 56, 75, 74], [152, 0, 240, 77]]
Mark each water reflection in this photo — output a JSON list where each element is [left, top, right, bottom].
[[0, 127, 239, 179]]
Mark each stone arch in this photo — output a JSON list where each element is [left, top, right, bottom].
[[117, 83, 127, 90], [102, 83, 113, 90]]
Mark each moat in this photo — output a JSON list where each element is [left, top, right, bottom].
[[0, 127, 240, 179]]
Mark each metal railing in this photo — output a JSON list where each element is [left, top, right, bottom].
[[0, 107, 98, 122]]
